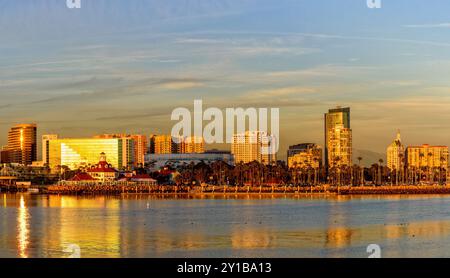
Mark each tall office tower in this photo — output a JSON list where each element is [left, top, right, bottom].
[[324, 107, 351, 169], [287, 143, 322, 169], [177, 136, 205, 154], [94, 134, 148, 167], [231, 131, 276, 165], [42, 134, 58, 166], [327, 124, 353, 168], [386, 131, 404, 170], [152, 135, 177, 154], [406, 144, 449, 169], [6, 124, 37, 165]]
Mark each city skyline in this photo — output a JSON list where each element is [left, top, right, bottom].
[[2, 1, 450, 160]]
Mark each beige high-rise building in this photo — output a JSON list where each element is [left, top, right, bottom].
[[231, 131, 276, 165], [42, 134, 59, 166], [327, 124, 352, 168], [177, 136, 205, 154], [6, 124, 37, 165], [406, 144, 448, 169], [324, 107, 351, 169], [151, 135, 177, 154], [386, 131, 404, 170]]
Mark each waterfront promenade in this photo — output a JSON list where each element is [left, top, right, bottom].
[[3, 184, 450, 196]]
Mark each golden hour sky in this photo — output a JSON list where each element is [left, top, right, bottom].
[[2, 1, 450, 162]]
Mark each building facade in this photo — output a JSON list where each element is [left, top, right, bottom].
[[95, 134, 148, 167], [386, 131, 404, 170], [150, 135, 177, 154], [287, 143, 322, 169], [231, 131, 276, 165], [406, 144, 449, 169], [42, 134, 58, 166], [327, 124, 352, 168], [177, 136, 205, 154], [47, 137, 134, 171], [5, 124, 37, 165], [324, 107, 351, 169]]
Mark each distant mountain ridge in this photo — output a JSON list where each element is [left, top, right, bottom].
[[353, 149, 386, 167]]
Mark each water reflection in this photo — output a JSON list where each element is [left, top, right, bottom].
[[17, 195, 29, 258], [3, 194, 450, 257]]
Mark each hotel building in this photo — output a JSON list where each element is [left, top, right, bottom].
[[5, 124, 37, 165], [406, 144, 449, 169], [287, 143, 322, 169], [386, 131, 404, 170], [231, 131, 276, 165], [324, 107, 352, 168], [47, 137, 134, 171]]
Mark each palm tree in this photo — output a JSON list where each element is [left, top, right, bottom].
[[378, 159, 384, 186], [357, 156, 364, 186]]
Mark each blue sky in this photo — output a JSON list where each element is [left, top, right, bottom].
[[2, 0, 450, 161]]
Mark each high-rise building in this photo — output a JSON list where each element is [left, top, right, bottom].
[[42, 134, 58, 166], [324, 107, 351, 168], [47, 137, 134, 171], [231, 131, 276, 165], [6, 124, 37, 165], [327, 124, 352, 168], [287, 143, 322, 168], [386, 131, 404, 170], [406, 144, 448, 169], [177, 136, 205, 154], [150, 135, 177, 154], [94, 134, 148, 167], [130, 135, 148, 166]]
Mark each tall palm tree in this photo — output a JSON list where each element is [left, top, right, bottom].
[[378, 159, 384, 185], [357, 156, 364, 186]]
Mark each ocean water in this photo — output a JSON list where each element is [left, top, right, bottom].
[[1, 193, 450, 258]]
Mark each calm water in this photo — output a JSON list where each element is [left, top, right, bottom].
[[2, 193, 450, 258]]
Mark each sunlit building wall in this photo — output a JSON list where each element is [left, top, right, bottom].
[[287, 143, 322, 169], [150, 135, 177, 154], [42, 134, 58, 166], [177, 136, 205, 154], [327, 124, 352, 168], [231, 131, 276, 165], [47, 138, 134, 171], [94, 134, 148, 167], [324, 107, 350, 169], [406, 144, 449, 169]]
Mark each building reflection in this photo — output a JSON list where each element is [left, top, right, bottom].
[[17, 195, 29, 258]]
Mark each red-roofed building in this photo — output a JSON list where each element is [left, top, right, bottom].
[[70, 172, 95, 181], [87, 153, 118, 182]]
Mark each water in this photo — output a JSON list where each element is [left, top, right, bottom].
[[2, 193, 450, 258]]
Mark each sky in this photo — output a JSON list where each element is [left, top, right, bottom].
[[2, 0, 450, 162]]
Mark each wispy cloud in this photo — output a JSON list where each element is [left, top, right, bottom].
[[404, 23, 450, 28]]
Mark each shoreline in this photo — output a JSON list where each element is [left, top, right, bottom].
[[4, 184, 450, 196]]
